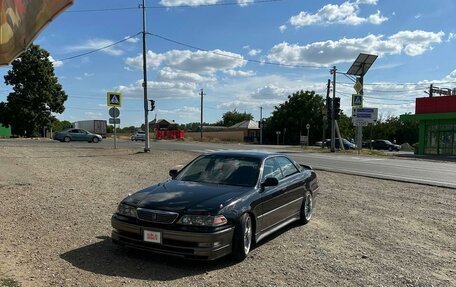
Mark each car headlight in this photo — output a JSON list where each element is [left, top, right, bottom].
[[117, 203, 137, 218], [177, 215, 227, 227]]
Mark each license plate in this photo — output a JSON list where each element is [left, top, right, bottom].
[[143, 230, 162, 244]]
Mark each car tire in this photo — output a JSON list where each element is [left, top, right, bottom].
[[92, 137, 99, 143], [64, 136, 70, 143], [232, 213, 253, 262], [388, 146, 393, 151], [298, 190, 313, 225]]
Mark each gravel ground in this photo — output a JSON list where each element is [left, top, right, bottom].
[[0, 141, 455, 287]]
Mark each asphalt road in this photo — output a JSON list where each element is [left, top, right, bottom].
[[4, 138, 456, 189]]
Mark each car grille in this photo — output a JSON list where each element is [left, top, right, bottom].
[[136, 208, 179, 224]]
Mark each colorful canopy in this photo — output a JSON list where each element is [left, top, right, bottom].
[[0, 0, 73, 65]]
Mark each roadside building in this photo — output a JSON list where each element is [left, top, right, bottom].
[[0, 124, 11, 137], [401, 88, 456, 156], [228, 120, 260, 143], [149, 119, 178, 131]]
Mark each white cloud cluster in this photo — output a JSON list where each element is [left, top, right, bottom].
[[267, 30, 445, 66], [125, 49, 246, 74], [289, 0, 387, 27], [251, 84, 289, 99], [159, 0, 220, 6], [157, 106, 201, 121], [248, 48, 262, 56], [123, 49, 250, 100], [118, 80, 198, 100]]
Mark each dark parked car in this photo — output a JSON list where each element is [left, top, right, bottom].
[[111, 150, 319, 261], [53, 128, 102, 143], [325, 138, 357, 149], [372, 140, 401, 151]]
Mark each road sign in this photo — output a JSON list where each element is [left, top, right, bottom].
[[306, 123, 310, 129], [352, 94, 363, 107], [109, 107, 120, 118], [354, 81, 362, 93], [353, 119, 368, 126], [109, 118, 120, 124], [352, 107, 378, 123], [300, 135, 308, 144], [107, 92, 122, 107]]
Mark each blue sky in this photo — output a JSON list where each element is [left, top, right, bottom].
[[1, 0, 456, 127]]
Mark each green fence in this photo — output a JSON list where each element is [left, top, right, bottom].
[[0, 124, 12, 137]]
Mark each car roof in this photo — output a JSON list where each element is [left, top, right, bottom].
[[203, 150, 283, 160]]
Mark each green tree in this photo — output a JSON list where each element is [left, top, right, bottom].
[[264, 90, 325, 145], [51, 119, 72, 132], [221, 109, 253, 127], [0, 44, 67, 136]]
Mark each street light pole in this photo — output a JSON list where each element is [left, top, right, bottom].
[[141, 0, 150, 152], [260, 106, 263, 145]]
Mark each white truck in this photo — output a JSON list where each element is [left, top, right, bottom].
[[72, 120, 107, 138]]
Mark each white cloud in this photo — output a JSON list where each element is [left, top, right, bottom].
[[125, 49, 246, 74], [84, 112, 103, 119], [156, 67, 216, 82], [224, 69, 256, 77], [238, 0, 254, 7], [289, 0, 388, 27], [118, 79, 198, 100], [159, 0, 220, 7], [75, 77, 83, 81], [84, 73, 94, 77], [48, 56, 63, 68], [414, 13, 422, 19], [66, 39, 124, 56], [251, 84, 289, 99], [248, 48, 262, 56], [279, 25, 287, 33], [125, 37, 139, 43], [267, 30, 445, 66], [447, 33, 455, 42]]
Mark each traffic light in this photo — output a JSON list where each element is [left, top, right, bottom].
[[149, 100, 155, 111], [326, 97, 332, 118], [334, 97, 341, 120]]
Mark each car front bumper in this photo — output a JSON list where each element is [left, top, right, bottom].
[[111, 215, 234, 260]]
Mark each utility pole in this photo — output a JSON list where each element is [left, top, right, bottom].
[[259, 106, 263, 145], [200, 88, 205, 142], [330, 66, 337, 152], [141, 0, 150, 152], [323, 79, 330, 148]]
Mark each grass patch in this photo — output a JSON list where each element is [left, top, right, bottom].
[[0, 278, 20, 287]]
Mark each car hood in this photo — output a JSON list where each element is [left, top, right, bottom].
[[122, 180, 250, 213]]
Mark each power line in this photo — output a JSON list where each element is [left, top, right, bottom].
[[66, 0, 285, 12], [52, 32, 141, 63], [147, 32, 330, 69]]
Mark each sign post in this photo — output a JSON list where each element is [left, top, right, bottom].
[[107, 92, 122, 149], [276, 131, 281, 145]]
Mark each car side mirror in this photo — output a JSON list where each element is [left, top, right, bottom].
[[169, 169, 178, 179], [261, 177, 279, 188]]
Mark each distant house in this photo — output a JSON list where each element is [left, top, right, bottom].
[[149, 119, 178, 131], [228, 120, 260, 143]]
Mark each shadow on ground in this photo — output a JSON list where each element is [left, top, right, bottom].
[[60, 235, 235, 281]]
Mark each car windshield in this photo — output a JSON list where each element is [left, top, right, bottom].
[[176, 155, 261, 187], [136, 131, 145, 134], [383, 140, 393, 145]]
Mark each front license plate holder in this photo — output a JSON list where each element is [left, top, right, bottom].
[[143, 230, 162, 244]]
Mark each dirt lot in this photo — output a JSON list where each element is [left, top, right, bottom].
[[0, 141, 455, 287]]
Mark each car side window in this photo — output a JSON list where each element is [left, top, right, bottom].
[[276, 156, 299, 178], [262, 158, 283, 181]]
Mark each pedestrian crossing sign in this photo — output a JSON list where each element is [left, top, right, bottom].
[[107, 92, 122, 107], [352, 94, 363, 107]]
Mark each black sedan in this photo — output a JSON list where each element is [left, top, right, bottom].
[[372, 140, 401, 151], [111, 150, 319, 261]]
